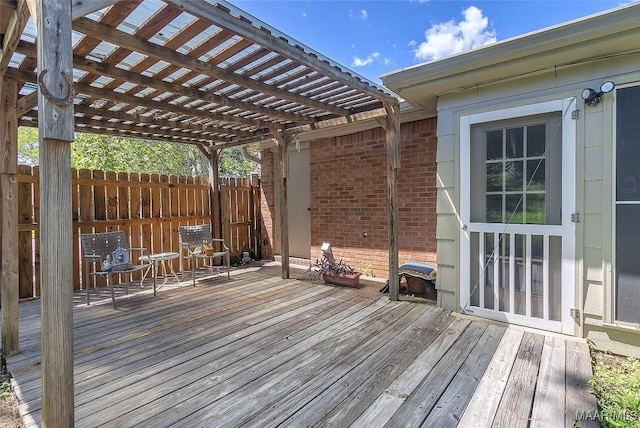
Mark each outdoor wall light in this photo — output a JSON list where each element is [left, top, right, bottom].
[[581, 81, 615, 106], [321, 241, 334, 262]]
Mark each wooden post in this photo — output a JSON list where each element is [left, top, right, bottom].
[[208, 148, 222, 240], [30, 0, 75, 425], [272, 132, 290, 279], [385, 102, 401, 301], [1, 79, 19, 357]]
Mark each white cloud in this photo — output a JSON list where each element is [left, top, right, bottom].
[[349, 9, 368, 21], [413, 6, 496, 62], [352, 52, 380, 67], [302, 12, 307, 18]]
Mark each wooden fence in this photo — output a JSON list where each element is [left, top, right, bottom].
[[6, 166, 260, 299]]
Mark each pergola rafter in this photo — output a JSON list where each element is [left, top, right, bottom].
[[0, 1, 402, 425]]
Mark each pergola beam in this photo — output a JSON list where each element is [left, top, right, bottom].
[[285, 107, 387, 134], [72, 17, 351, 117], [20, 119, 217, 150], [14, 40, 315, 126], [16, 91, 38, 117], [71, 115, 220, 143], [5, 66, 274, 130], [71, 0, 121, 20], [167, 0, 396, 105], [0, 0, 29, 80], [73, 105, 249, 139]]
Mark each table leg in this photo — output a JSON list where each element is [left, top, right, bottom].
[[152, 260, 158, 297]]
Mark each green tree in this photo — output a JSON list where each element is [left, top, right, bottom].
[[17, 128, 259, 177]]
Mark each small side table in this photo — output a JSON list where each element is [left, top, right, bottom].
[[139, 252, 180, 296]]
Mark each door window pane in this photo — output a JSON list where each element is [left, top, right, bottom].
[[505, 161, 524, 191], [527, 124, 546, 156], [506, 127, 523, 158], [526, 194, 546, 224], [486, 130, 503, 160], [527, 159, 545, 191], [486, 163, 502, 192], [486, 195, 502, 223], [505, 194, 523, 223]]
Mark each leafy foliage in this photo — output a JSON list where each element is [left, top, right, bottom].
[[0, 370, 11, 398], [18, 128, 259, 177], [589, 349, 640, 428]]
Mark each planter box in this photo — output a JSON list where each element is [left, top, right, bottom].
[[323, 272, 361, 288]]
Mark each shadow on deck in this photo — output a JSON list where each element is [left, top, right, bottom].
[[4, 262, 597, 427]]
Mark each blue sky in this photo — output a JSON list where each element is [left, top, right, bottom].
[[229, 0, 634, 84]]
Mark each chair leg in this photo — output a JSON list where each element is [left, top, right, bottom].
[[109, 276, 116, 309], [85, 264, 91, 306], [192, 259, 196, 287], [226, 253, 230, 279]]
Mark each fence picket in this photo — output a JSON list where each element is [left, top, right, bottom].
[[33, 166, 41, 297], [71, 168, 80, 291], [17, 165, 33, 298]]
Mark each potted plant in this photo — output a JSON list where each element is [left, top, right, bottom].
[[309, 243, 361, 287]]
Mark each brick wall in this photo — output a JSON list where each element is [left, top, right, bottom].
[[259, 117, 438, 278]]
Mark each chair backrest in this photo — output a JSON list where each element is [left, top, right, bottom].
[[179, 224, 213, 246], [80, 231, 129, 258], [81, 231, 134, 271]]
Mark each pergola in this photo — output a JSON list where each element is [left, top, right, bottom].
[[0, 0, 400, 425]]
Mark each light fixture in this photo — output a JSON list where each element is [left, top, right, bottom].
[[581, 81, 615, 106], [321, 241, 334, 262]]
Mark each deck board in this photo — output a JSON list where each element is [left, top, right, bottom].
[[2, 263, 597, 427], [421, 323, 505, 428], [492, 332, 545, 428], [383, 321, 488, 428]]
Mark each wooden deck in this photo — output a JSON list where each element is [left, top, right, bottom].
[[3, 264, 597, 427]]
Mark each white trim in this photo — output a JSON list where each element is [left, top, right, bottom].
[[509, 233, 515, 314], [459, 98, 577, 335], [467, 307, 563, 333], [467, 223, 563, 235], [479, 232, 485, 309], [493, 233, 499, 310], [466, 100, 566, 125], [560, 97, 577, 334], [543, 235, 550, 320], [525, 234, 532, 317], [459, 114, 472, 311]]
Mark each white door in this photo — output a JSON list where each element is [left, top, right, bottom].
[[460, 99, 576, 335], [287, 149, 311, 259]]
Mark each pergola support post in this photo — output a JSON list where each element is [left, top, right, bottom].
[[1, 79, 19, 357], [272, 131, 290, 279], [385, 102, 401, 301], [29, 0, 75, 425], [208, 148, 222, 240]]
